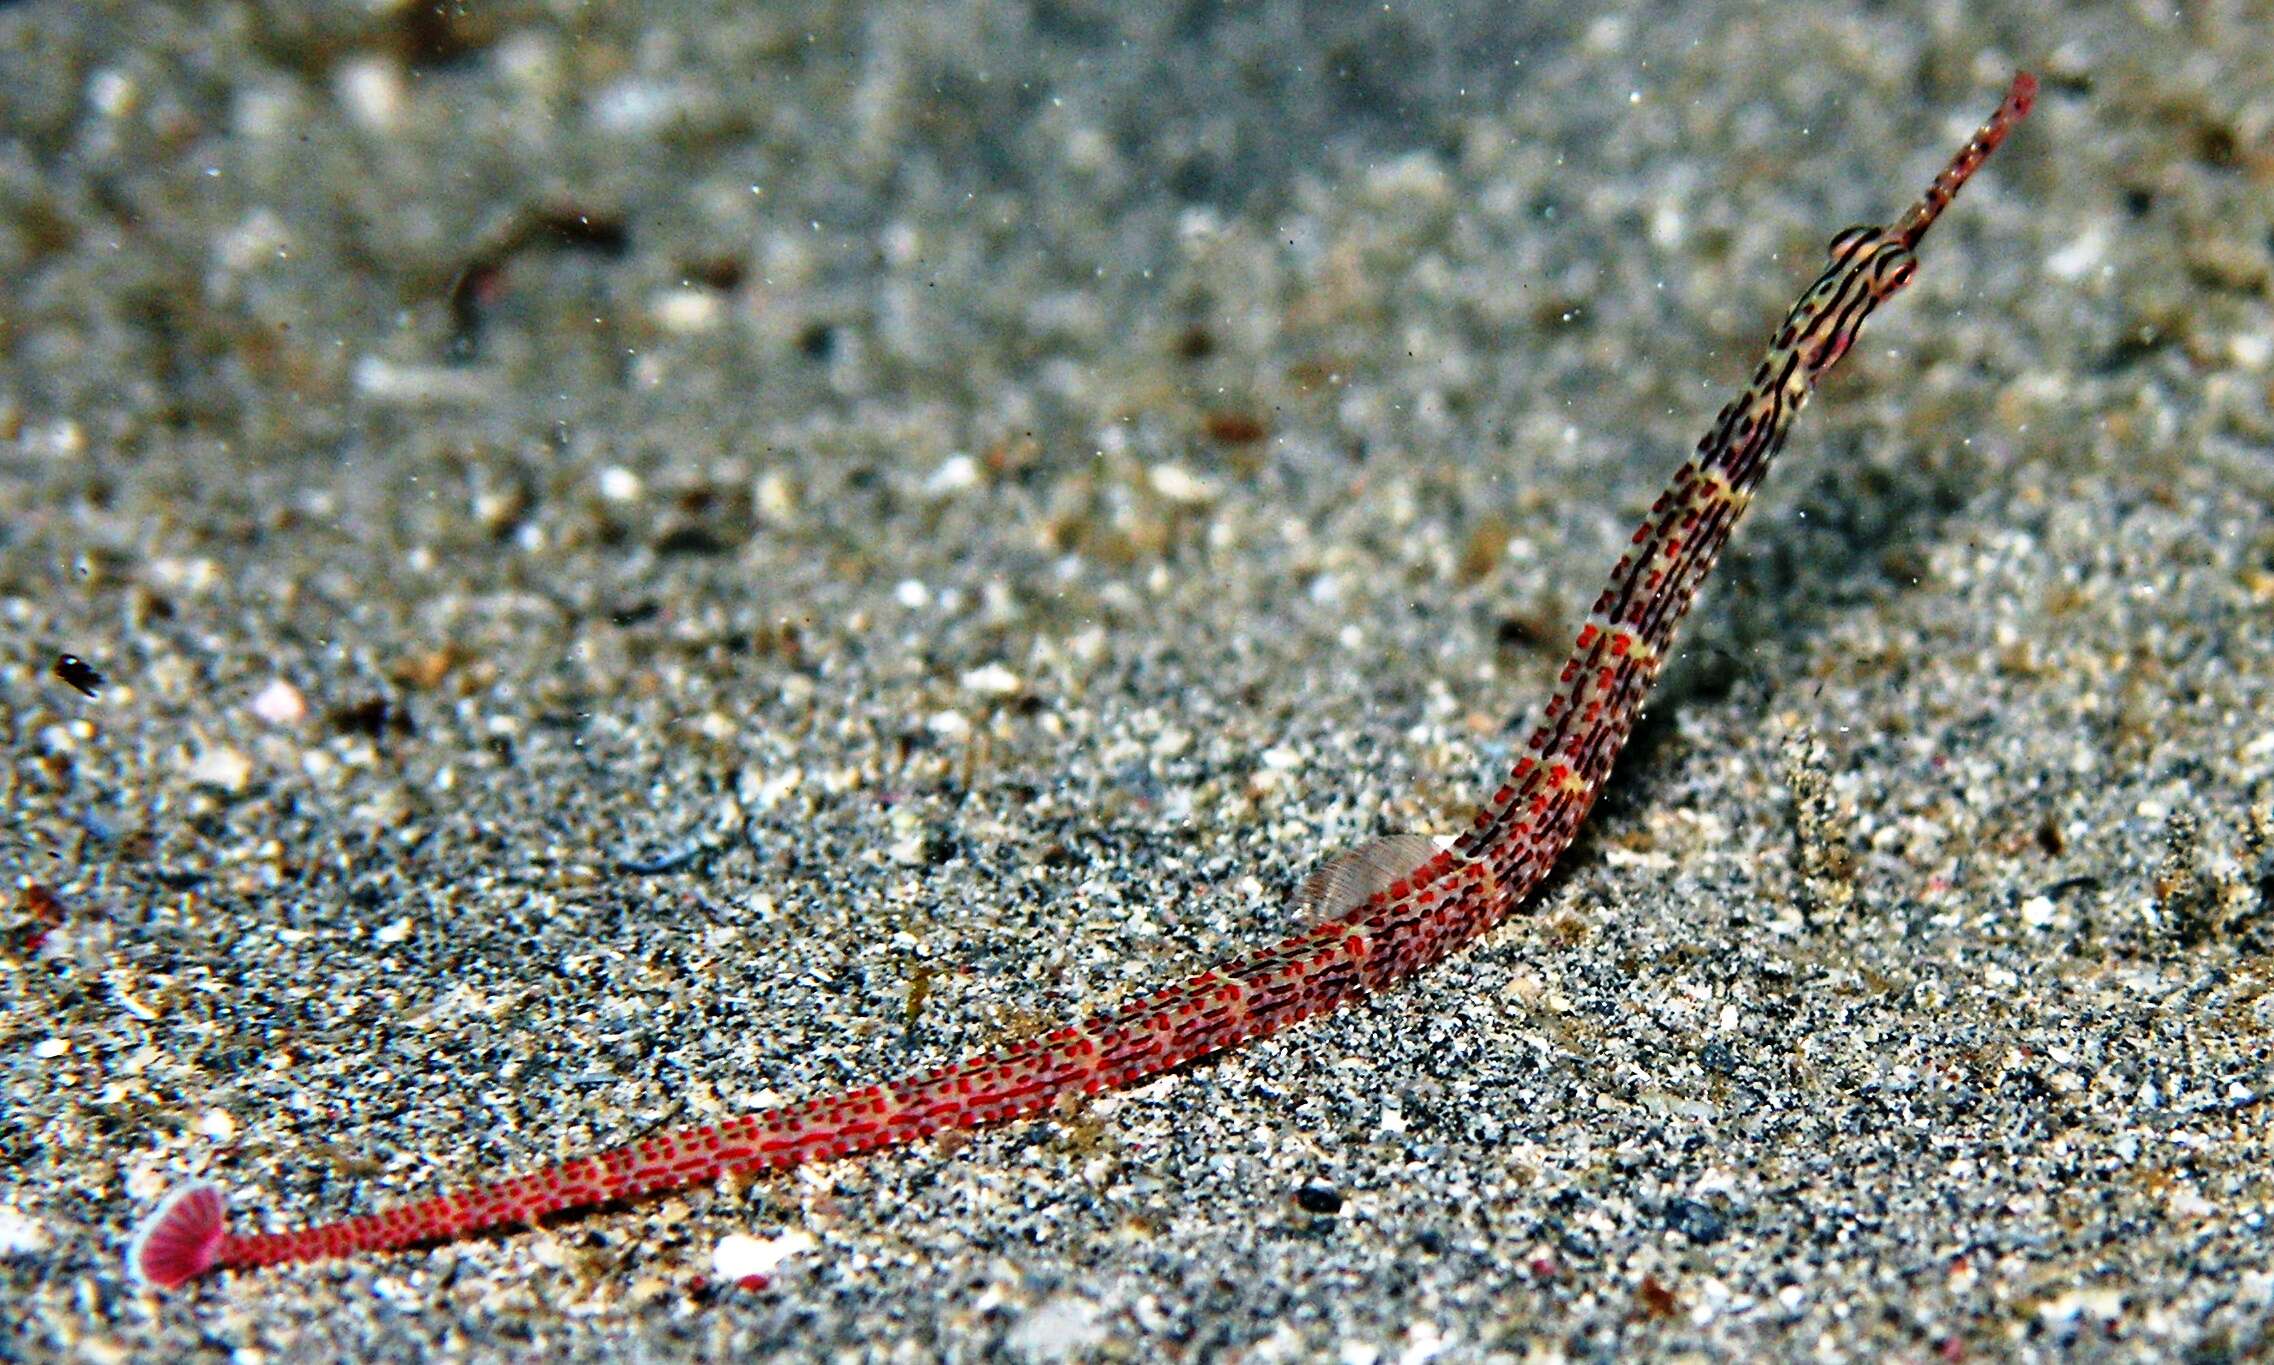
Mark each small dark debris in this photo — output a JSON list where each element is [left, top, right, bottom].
[[904, 964, 934, 1032], [2041, 874, 2102, 900], [1203, 410, 1268, 444], [396, 1, 500, 67], [2192, 121, 2241, 170], [1460, 516, 1512, 586], [445, 262, 508, 362], [1635, 1274, 1680, 1320], [610, 600, 662, 628], [1664, 1196, 1726, 1244], [2182, 1331, 2239, 1365], [796, 322, 837, 360], [2035, 816, 2066, 857], [1175, 325, 1215, 360], [446, 207, 632, 362], [683, 256, 746, 291], [617, 841, 707, 875], [16, 884, 66, 953], [329, 697, 413, 739], [1294, 1183, 1343, 1215], [1700, 1040, 1738, 1076], [654, 525, 734, 557], [54, 653, 104, 697], [1495, 614, 1556, 652], [2095, 325, 2169, 374]]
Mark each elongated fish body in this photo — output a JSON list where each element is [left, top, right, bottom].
[[128, 71, 2036, 1291]]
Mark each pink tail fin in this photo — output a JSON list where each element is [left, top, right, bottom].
[[126, 1182, 229, 1290]]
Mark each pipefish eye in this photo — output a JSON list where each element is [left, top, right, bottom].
[[1827, 224, 1880, 263], [1870, 244, 1917, 295]]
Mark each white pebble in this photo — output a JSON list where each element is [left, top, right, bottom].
[[87, 68, 137, 119], [185, 747, 253, 792], [0, 1206, 50, 1257], [961, 662, 1022, 697], [197, 1109, 237, 1140], [32, 1038, 67, 1060], [925, 454, 981, 496], [1006, 1294, 1107, 1362], [597, 466, 643, 502], [756, 470, 800, 522], [1148, 462, 1219, 506], [2045, 224, 2108, 282], [653, 288, 721, 334], [334, 56, 406, 133], [249, 678, 307, 726], [350, 356, 491, 406], [712, 1228, 815, 1285]]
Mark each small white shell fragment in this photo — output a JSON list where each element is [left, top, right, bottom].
[[185, 747, 254, 792], [925, 453, 980, 496], [960, 662, 1021, 697], [0, 1206, 50, 1257], [1148, 462, 1218, 506], [1006, 1293, 1108, 1361], [335, 56, 407, 133], [654, 288, 721, 334], [350, 357, 491, 406], [755, 470, 800, 523], [712, 1228, 816, 1286], [249, 678, 308, 726], [597, 466, 643, 502]]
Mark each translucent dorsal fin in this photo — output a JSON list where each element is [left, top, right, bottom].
[[1291, 833, 1453, 926]]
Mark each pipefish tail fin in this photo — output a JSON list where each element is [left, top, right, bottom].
[[126, 1182, 228, 1291]]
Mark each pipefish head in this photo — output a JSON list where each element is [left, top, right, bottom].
[[1793, 224, 1917, 376], [1826, 224, 1918, 300]]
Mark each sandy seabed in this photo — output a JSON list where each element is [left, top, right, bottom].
[[3, 2, 2271, 1360]]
